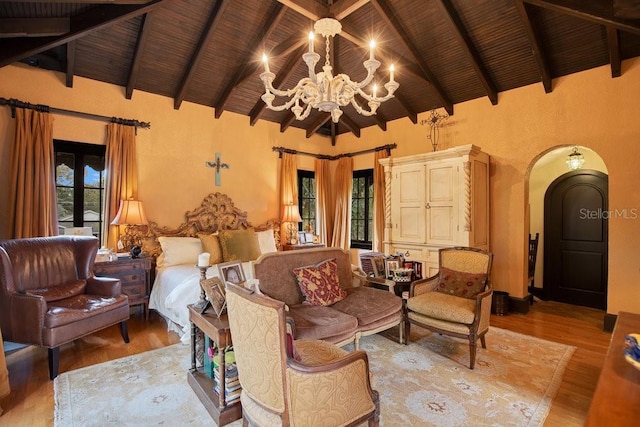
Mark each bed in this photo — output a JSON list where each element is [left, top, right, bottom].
[[144, 192, 280, 342]]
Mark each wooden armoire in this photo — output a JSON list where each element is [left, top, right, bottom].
[[379, 144, 490, 277]]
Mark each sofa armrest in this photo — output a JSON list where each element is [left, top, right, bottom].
[[410, 273, 439, 297], [9, 293, 46, 344], [86, 276, 121, 297]]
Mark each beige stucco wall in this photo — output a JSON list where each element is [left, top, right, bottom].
[[1, 58, 640, 316]]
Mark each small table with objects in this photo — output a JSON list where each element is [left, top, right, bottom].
[[187, 305, 242, 426]]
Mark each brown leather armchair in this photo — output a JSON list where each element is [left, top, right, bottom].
[[0, 236, 130, 380]]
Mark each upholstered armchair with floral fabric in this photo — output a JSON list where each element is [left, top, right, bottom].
[[405, 247, 493, 369], [225, 282, 380, 427]]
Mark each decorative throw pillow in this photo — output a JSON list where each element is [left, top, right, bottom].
[[292, 258, 347, 306], [256, 229, 278, 254], [198, 233, 223, 264], [218, 228, 261, 262], [157, 236, 202, 267], [436, 266, 487, 299]]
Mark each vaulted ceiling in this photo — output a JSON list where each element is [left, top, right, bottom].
[[1, 0, 640, 145]]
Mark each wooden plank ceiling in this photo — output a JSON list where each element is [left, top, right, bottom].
[[1, 0, 639, 145]]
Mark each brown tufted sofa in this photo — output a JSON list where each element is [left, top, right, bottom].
[[0, 236, 130, 380], [252, 247, 403, 349]]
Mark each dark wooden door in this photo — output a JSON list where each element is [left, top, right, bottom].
[[544, 170, 608, 309]]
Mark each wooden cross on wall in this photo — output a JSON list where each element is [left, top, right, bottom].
[[205, 153, 230, 186]]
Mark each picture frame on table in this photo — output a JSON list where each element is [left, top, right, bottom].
[[201, 277, 227, 317], [298, 231, 306, 244], [371, 256, 387, 278], [218, 261, 246, 286], [385, 259, 400, 279], [304, 232, 314, 244]]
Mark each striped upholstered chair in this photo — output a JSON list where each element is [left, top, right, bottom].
[[404, 247, 493, 369], [225, 282, 380, 426]]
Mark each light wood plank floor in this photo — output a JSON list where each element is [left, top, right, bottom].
[[0, 301, 611, 426]]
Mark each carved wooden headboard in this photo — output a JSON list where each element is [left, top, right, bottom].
[[143, 192, 280, 257]]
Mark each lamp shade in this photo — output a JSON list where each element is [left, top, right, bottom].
[[111, 199, 149, 226], [282, 204, 302, 223]]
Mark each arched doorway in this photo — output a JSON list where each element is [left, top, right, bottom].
[[527, 146, 608, 309], [544, 170, 608, 309]]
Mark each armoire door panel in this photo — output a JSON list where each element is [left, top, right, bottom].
[[396, 206, 426, 241], [427, 206, 455, 243]]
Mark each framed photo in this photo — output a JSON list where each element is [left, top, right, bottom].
[[385, 259, 400, 279], [298, 231, 306, 244], [201, 277, 227, 317], [218, 261, 246, 286], [371, 256, 387, 278], [304, 232, 314, 244]]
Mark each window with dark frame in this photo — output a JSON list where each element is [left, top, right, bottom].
[[54, 140, 106, 243], [351, 169, 374, 250], [297, 170, 316, 234]]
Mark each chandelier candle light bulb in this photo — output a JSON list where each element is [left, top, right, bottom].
[[259, 17, 398, 123]]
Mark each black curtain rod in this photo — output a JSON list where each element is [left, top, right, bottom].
[[272, 143, 397, 160], [0, 97, 151, 130]]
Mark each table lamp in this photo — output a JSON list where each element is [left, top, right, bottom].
[[111, 199, 149, 257], [282, 203, 302, 245]]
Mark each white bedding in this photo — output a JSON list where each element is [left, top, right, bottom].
[[149, 262, 255, 342]]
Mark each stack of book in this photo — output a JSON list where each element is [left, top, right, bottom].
[[213, 349, 241, 405]]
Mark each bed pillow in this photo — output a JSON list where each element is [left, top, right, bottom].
[[198, 233, 223, 264], [157, 236, 202, 267], [292, 258, 347, 306], [436, 266, 487, 299], [256, 229, 278, 254], [218, 228, 261, 262]]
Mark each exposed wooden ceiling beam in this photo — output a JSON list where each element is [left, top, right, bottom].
[[515, 0, 553, 93], [373, 111, 387, 131], [0, 0, 169, 68], [606, 26, 621, 78], [330, 0, 370, 20], [277, 0, 327, 21], [523, 0, 640, 35], [0, 18, 70, 38], [369, 0, 454, 115], [306, 114, 331, 138], [339, 113, 361, 138], [434, 0, 498, 105], [126, 12, 155, 99], [280, 111, 296, 132], [215, 4, 286, 118], [174, 0, 230, 110], [65, 40, 76, 88], [394, 91, 417, 124]]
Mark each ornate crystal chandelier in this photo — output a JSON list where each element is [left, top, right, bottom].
[[260, 18, 399, 123]]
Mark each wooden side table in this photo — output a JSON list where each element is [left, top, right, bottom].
[[586, 311, 640, 425], [94, 256, 153, 319], [187, 305, 242, 426]]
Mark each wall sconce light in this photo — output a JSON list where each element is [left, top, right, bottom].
[[111, 199, 149, 257], [282, 203, 302, 245], [566, 146, 585, 171]]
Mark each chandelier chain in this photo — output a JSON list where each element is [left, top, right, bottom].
[[325, 36, 331, 66]]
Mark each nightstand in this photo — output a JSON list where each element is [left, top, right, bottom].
[[94, 257, 153, 319]]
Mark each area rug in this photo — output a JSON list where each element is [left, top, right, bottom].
[[54, 327, 574, 426]]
